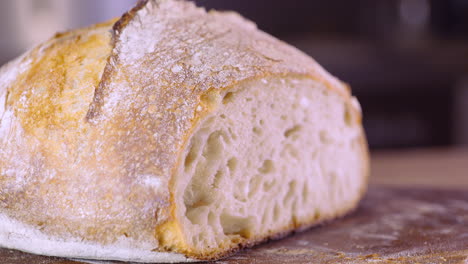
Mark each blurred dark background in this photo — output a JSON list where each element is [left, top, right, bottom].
[[1, 0, 467, 150]]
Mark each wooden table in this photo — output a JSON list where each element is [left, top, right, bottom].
[[370, 148, 468, 189], [2, 149, 468, 264]]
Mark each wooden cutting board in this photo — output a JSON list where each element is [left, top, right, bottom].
[[1, 150, 468, 264]]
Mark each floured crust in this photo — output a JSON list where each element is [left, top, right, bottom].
[[0, 213, 193, 263], [0, 0, 369, 262]]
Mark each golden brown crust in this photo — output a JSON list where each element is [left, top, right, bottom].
[[0, 0, 369, 261]]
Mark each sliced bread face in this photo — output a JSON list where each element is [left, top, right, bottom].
[[169, 77, 367, 258]]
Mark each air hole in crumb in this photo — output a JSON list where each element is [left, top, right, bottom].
[[184, 142, 199, 172], [234, 180, 248, 202], [263, 180, 275, 192], [292, 200, 298, 216], [185, 189, 213, 210], [186, 206, 209, 225], [273, 203, 280, 221], [284, 180, 297, 205], [220, 212, 253, 238], [208, 211, 217, 226], [284, 125, 302, 138], [227, 157, 238, 174], [270, 103, 275, 109], [201, 90, 221, 109], [234, 193, 247, 203], [281, 115, 287, 121], [202, 131, 226, 159], [223, 92, 235, 104], [246, 97, 253, 102], [184, 130, 231, 225], [213, 170, 223, 188], [261, 208, 269, 225], [248, 175, 262, 198], [259, 160, 275, 174], [220, 114, 227, 119], [253, 126, 262, 136], [259, 119, 265, 126]]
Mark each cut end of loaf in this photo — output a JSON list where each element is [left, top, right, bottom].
[[161, 76, 368, 259]]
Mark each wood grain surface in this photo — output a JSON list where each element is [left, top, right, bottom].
[[1, 149, 467, 264]]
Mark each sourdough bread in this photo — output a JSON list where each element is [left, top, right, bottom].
[[0, 0, 369, 262]]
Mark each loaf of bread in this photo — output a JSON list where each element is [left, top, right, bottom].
[[0, 0, 369, 262]]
